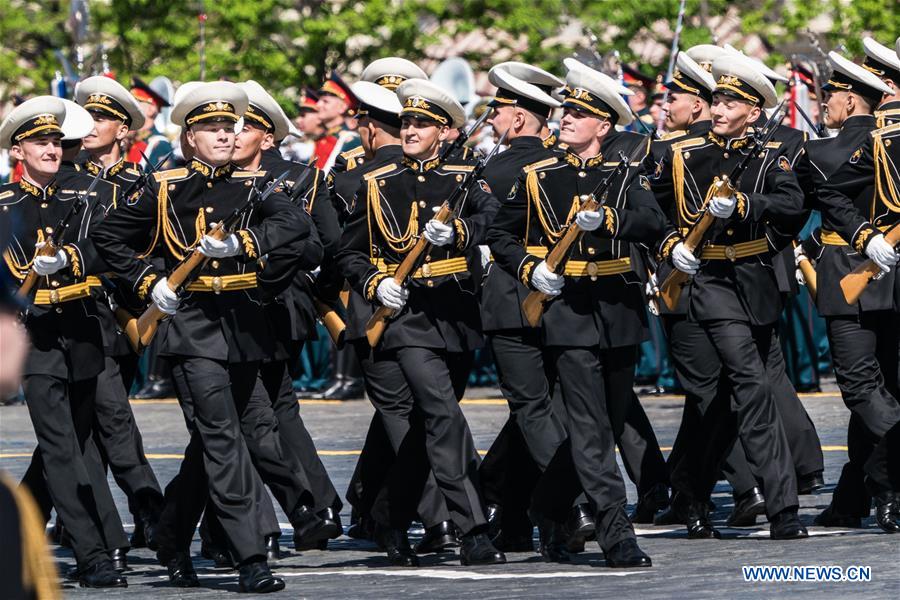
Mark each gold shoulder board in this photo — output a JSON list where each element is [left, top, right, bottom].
[[363, 163, 398, 181], [153, 167, 189, 182]]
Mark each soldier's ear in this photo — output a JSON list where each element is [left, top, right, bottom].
[[9, 144, 24, 161], [115, 122, 130, 141]]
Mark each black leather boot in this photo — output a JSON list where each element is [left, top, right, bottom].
[[238, 559, 285, 593], [873, 492, 900, 533], [165, 552, 199, 587], [459, 531, 506, 566], [78, 559, 128, 588], [415, 520, 460, 554], [630, 483, 670, 524], [604, 538, 652, 568], [291, 505, 331, 550], [374, 526, 419, 567], [726, 487, 766, 527], [769, 507, 809, 539], [686, 501, 721, 539]]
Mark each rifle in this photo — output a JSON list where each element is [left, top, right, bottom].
[[120, 151, 174, 204], [17, 169, 103, 300], [131, 171, 290, 351], [438, 107, 493, 163], [657, 100, 788, 310], [365, 131, 508, 348], [840, 222, 900, 304], [521, 144, 646, 327]]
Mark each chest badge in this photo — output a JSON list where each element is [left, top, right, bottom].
[[777, 156, 792, 172]]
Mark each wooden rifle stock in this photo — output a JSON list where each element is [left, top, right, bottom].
[[314, 298, 346, 347], [16, 243, 58, 299], [840, 224, 900, 304], [115, 307, 142, 354], [798, 258, 818, 300], [133, 226, 227, 351], [365, 204, 451, 347], [521, 197, 600, 327], [657, 176, 733, 310]]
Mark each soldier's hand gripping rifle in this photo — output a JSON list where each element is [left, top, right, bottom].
[[520, 145, 644, 327], [840, 221, 900, 304], [365, 130, 508, 348], [132, 171, 290, 351], [657, 100, 788, 310], [17, 169, 103, 300]]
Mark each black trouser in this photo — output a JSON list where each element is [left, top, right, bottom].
[[153, 358, 268, 565], [827, 312, 900, 495], [348, 340, 465, 529], [363, 345, 485, 534], [688, 320, 798, 518], [20, 376, 128, 569], [261, 356, 340, 513], [720, 329, 824, 496], [94, 355, 164, 516], [531, 346, 638, 552]]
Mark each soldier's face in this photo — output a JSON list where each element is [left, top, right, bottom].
[[559, 107, 610, 150], [317, 95, 347, 123], [664, 92, 699, 130], [297, 111, 323, 136], [83, 113, 128, 151], [187, 121, 236, 166], [822, 90, 849, 129], [233, 123, 271, 165], [710, 94, 760, 138], [10, 135, 62, 180], [488, 105, 515, 142], [400, 116, 448, 159]]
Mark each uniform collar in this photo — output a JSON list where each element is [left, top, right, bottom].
[[542, 132, 558, 148], [509, 135, 545, 149], [375, 144, 404, 160], [189, 157, 233, 179], [843, 114, 877, 129], [563, 149, 604, 169], [19, 177, 57, 199], [708, 130, 753, 151], [84, 156, 127, 178], [688, 120, 712, 136], [402, 154, 441, 173]]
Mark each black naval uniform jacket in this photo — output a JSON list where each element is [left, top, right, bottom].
[[83, 157, 143, 200], [256, 148, 337, 356], [650, 129, 805, 327], [796, 114, 883, 316], [480, 135, 559, 332], [643, 120, 712, 315], [54, 161, 137, 357], [487, 139, 665, 350], [817, 121, 900, 312], [0, 177, 107, 381], [336, 153, 500, 352], [91, 158, 317, 364], [329, 144, 404, 342]]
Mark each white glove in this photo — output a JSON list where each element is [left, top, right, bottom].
[[865, 234, 899, 273], [793, 243, 808, 267], [479, 245, 491, 269], [151, 277, 179, 315], [708, 194, 736, 219], [423, 208, 455, 247], [376, 278, 408, 311], [672, 242, 700, 275], [32, 245, 68, 276], [795, 267, 806, 287], [574, 210, 602, 232], [532, 261, 564, 296], [645, 271, 659, 298], [199, 231, 241, 258]]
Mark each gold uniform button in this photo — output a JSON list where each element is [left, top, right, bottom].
[[417, 175, 426, 183], [684, 152, 691, 159], [245, 180, 252, 186], [205, 206, 214, 213], [424, 255, 432, 262], [168, 184, 176, 190], [50, 280, 60, 288], [726, 228, 734, 236], [45, 226, 53, 234], [539, 172, 546, 179], [207, 182, 213, 188], [40, 203, 48, 209], [421, 263, 432, 277], [455, 174, 463, 182], [379, 180, 385, 187], [211, 260, 220, 269], [723, 152, 729, 159], [419, 200, 426, 208], [426, 280, 434, 287], [587, 247, 596, 255], [578, 171, 586, 178]]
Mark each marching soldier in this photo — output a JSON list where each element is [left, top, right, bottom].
[[71, 77, 169, 552], [91, 82, 318, 591], [336, 78, 505, 567], [315, 71, 361, 172], [1, 96, 128, 587], [75, 76, 145, 193], [649, 54, 807, 540], [489, 63, 663, 567], [475, 62, 570, 554], [794, 50, 895, 529], [815, 42, 900, 533]]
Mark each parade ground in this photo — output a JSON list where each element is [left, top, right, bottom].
[[0, 387, 897, 599]]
